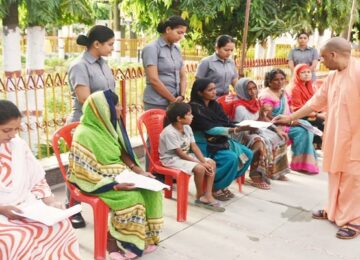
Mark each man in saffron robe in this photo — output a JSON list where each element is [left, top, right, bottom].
[[273, 37, 360, 239]]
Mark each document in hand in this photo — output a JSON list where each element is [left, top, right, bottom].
[[236, 120, 273, 129], [14, 197, 82, 226], [115, 169, 170, 192], [298, 121, 323, 136]]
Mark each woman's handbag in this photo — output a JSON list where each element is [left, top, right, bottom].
[[206, 135, 230, 156]]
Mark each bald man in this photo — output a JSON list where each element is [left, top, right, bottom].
[[274, 37, 360, 239]]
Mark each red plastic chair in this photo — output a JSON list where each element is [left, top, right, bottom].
[[52, 122, 109, 260], [137, 109, 191, 222]]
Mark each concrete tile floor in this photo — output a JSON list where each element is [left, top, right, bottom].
[[52, 154, 360, 260]]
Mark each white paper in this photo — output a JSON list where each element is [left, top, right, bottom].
[[236, 120, 273, 129], [14, 198, 82, 226], [115, 170, 170, 192], [298, 121, 323, 136]]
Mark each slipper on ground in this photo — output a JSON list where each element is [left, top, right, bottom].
[[194, 199, 225, 212]]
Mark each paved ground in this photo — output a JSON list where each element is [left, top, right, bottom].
[[53, 153, 360, 260]]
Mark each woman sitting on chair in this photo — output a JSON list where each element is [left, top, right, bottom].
[[69, 90, 163, 260], [229, 78, 290, 187], [189, 78, 253, 201], [259, 69, 319, 175], [287, 63, 324, 149], [0, 100, 80, 259]]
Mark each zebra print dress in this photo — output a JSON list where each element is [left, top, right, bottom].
[[0, 141, 81, 259]]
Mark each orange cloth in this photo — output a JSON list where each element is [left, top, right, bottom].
[[306, 57, 360, 173], [287, 64, 315, 111], [325, 161, 360, 226], [306, 57, 360, 226]]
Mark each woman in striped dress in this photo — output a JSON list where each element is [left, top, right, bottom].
[[0, 100, 80, 259]]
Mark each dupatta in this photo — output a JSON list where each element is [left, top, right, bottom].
[[69, 90, 139, 193]]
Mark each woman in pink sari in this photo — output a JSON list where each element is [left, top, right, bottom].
[[259, 69, 319, 175]]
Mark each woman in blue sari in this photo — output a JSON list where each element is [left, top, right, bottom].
[[259, 69, 319, 176], [189, 78, 253, 201]]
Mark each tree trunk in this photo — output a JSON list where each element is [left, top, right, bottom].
[[25, 26, 45, 155], [2, 2, 21, 77], [266, 36, 275, 59], [2, 2, 22, 108], [26, 26, 45, 73], [112, 0, 121, 62]]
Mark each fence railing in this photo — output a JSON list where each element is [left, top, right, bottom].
[[1, 57, 330, 159]]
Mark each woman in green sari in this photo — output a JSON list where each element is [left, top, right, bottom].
[[68, 90, 163, 260]]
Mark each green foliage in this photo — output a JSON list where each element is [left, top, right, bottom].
[[121, 0, 358, 53], [22, 0, 59, 27], [1, 0, 95, 28], [57, 0, 94, 25], [92, 1, 110, 20], [37, 139, 67, 158]]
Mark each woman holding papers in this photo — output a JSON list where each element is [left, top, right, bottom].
[[259, 69, 319, 175], [287, 63, 324, 149], [0, 100, 80, 259], [230, 78, 290, 188], [69, 90, 163, 260], [189, 78, 253, 201]]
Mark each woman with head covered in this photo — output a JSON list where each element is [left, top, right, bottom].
[[68, 90, 163, 259]]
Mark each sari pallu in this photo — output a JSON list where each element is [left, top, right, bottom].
[[261, 91, 319, 174], [69, 90, 163, 257]]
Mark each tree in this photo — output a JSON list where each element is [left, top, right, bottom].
[[121, 0, 358, 53]]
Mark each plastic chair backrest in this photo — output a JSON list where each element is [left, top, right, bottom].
[[52, 122, 79, 186], [137, 109, 166, 165]]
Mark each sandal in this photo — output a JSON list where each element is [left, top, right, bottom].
[[336, 225, 360, 239], [223, 188, 235, 198], [109, 252, 130, 260], [212, 190, 231, 201], [312, 209, 328, 220], [144, 245, 158, 254], [251, 180, 271, 190], [194, 199, 226, 212], [278, 175, 289, 181]]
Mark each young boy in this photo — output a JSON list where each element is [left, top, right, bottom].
[[159, 103, 225, 212]]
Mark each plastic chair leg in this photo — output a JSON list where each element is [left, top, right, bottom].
[[69, 196, 76, 207], [176, 174, 190, 222], [93, 202, 109, 260], [164, 175, 173, 199]]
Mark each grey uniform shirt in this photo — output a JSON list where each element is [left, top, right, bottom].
[[67, 51, 115, 122], [288, 47, 319, 80], [142, 37, 183, 107], [196, 53, 238, 96]]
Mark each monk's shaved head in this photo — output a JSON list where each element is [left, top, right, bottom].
[[321, 37, 351, 55], [320, 37, 352, 71]]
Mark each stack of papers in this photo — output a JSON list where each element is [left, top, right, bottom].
[[115, 170, 170, 191], [14, 198, 82, 226], [236, 120, 273, 129], [298, 121, 323, 136]]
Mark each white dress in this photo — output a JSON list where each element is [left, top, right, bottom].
[[0, 137, 81, 259]]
